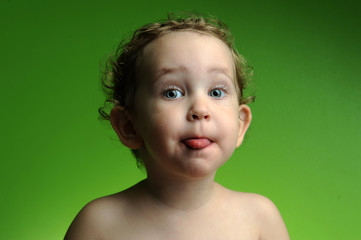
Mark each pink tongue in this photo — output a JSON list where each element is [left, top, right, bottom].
[[183, 138, 211, 149]]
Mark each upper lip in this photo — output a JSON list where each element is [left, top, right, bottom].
[[182, 136, 213, 142]]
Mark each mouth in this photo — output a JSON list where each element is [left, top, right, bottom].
[[182, 137, 213, 149]]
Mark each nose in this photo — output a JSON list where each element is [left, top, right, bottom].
[[187, 96, 210, 121]]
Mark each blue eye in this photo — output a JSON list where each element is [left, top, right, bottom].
[[209, 89, 226, 98], [163, 89, 183, 99]]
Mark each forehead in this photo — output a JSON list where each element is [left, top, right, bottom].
[[138, 31, 235, 78]]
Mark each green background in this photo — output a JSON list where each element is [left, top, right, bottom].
[[1, 0, 360, 239]]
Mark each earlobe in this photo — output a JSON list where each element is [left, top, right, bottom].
[[110, 106, 143, 149], [236, 104, 252, 147]]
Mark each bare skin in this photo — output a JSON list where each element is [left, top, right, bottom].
[[65, 32, 289, 239], [65, 179, 289, 240]]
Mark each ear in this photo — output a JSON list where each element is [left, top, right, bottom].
[[236, 104, 252, 147], [110, 106, 143, 149]]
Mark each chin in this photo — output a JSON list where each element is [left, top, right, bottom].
[[174, 158, 226, 179]]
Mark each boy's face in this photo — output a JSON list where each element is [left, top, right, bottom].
[[130, 31, 251, 179]]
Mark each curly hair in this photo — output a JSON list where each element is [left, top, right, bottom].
[[99, 13, 255, 168]]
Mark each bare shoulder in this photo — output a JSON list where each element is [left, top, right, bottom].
[[234, 192, 282, 215], [64, 193, 126, 240], [222, 188, 290, 240], [64, 182, 144, 240]]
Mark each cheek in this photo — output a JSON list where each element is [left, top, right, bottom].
[[136, 103, 182, 141], [219, 109, 241, 142]]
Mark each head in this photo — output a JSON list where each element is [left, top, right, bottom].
[[99, 13, 254, 169]]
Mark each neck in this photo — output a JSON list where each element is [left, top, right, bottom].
[[142, 173, 218, 211]]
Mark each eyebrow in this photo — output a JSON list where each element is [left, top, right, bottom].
[[156, 66, 233, 80], [156, 66, 188, 79], [208, 67, 233, 81]]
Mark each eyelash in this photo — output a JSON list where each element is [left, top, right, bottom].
[[160, 84, 230, 100], [209, 88, 226, 98], [162, 86, 184, 99], [210, 85, 230, 98]]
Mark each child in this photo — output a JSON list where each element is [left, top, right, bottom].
[[65, 14, 289, 240]]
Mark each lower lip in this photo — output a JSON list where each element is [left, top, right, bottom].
[[183, 138, 212, 149]]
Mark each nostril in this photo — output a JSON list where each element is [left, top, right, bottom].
[[190, 113, 209, 120], [188, 109, 210, 121]]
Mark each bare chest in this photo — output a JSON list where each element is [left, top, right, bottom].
[[105, 208, 259, 240]]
